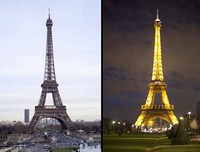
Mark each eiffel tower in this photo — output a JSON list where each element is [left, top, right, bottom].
[[134, 10, 179, 128], [27, 12, 75, 132]]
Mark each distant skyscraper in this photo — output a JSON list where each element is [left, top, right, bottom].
[[196, 101, 200, 125], [24, 109, 29, 123]]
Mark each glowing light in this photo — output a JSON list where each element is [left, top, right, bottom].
[[134, 11, 179, 128], [188, 111, 191, 120]]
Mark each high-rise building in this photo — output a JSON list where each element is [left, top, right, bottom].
[[24, 109, 29, 123]]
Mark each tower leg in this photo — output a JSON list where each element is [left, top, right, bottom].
[[27, 114, 40, 133], [135, 111, 147, 127]]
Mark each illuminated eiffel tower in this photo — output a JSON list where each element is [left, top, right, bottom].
[[134, 10, 179, 128], [27, 12, 75, 132]]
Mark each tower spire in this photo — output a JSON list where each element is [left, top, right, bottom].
[[152, 9, 163, 81], [155, 9, 161, 22], [48, 9, 50, 19], [156, 9, 159, 19], [45, 9, 54, 81]]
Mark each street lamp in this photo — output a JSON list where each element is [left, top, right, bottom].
[[188, 112, 191, 119], [188, 112, 191, 131], [118, 122, 121, 132], [180, 116, 186, 131], [112, 121, 116, 132], [123, 123, 126, 133]]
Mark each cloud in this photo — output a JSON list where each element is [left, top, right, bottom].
[[103, 0, 200, 122]]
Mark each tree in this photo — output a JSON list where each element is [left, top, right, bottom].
[[165, 125, 177, 139], [171, 120, 190, 145]]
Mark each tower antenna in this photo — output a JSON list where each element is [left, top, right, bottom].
[[48, 8, 50, 18], [156, 9, 159, 19]]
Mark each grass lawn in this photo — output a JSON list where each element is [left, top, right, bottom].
[[103, 134, 159, 152], [150, 144, 200, 152], [103, 134, 200, 152]]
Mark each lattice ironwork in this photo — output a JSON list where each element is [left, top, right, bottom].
[[134, 10, 179, 128], [27, 13, 75, 132]]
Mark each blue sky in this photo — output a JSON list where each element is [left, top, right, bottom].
[[0, 0, 101, 122]]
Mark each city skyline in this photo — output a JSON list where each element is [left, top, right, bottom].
[[0, 0, 100, 122], [103, 0, 200, 122]]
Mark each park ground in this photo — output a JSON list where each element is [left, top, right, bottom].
[[103, 134, 200, 152], [52, 148, 77, 152]]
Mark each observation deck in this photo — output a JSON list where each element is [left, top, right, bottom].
[[141, 105, 174, 110]]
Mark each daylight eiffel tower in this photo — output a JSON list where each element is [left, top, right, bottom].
[[27, 12, 75, 132], [134, 10, 179, 128]]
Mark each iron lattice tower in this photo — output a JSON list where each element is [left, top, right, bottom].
[[134, 10, 179, 128], [27, 13, 75, 132]]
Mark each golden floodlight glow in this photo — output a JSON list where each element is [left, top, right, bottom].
[[152, 9, 163, 81], [134, 10, 179, 128]]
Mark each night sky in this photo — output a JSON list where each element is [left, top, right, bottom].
[[103, 0, 200, 123]]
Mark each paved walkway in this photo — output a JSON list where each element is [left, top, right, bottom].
[[11, 148, 32, 152], [0, 147, 12, 152], [1, 147, 32, 152]]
